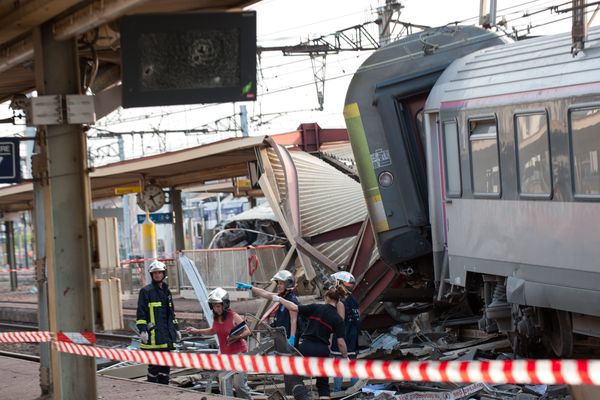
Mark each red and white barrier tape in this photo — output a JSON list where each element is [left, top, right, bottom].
[[56, 331, 96, 345], [0, 331, 51, 343], [55, 341, 600, 385], [3, 331, 600, 385], [0, 267, 35, 273]]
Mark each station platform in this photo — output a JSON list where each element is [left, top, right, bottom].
[[0, 355, 223, 400]]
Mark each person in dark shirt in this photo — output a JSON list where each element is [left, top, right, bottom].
[[272, 280, 348, 399], [136, 260, 181, 384], [329, 271, 361, 392], [237, 270, 299, 347]]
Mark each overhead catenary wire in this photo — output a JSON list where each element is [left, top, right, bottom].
[[93, 1, 591, 134]]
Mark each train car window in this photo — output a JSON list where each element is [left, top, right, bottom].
[[469, 118, 501, 196], [442, 120, 461, 197], [515, 112, 552, 198], [569, 107, 600, 197]]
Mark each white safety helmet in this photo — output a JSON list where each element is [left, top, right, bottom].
[[148, 260, 167, 274], [271, 270, 295, 290], [208, 287, 230, 310], [331, 271, 356, 289]]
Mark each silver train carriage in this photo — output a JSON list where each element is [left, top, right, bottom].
[[344, 25, 600, 356]]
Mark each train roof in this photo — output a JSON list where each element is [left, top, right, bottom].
[[345, 25, 507, 106], [426, 26, 600, 111]]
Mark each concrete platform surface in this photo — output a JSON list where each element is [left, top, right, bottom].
[[0, 355, 226, 400]]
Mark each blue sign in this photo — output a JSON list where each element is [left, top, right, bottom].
[[137, 212, 174, 224], [0, 138, 20, 184]]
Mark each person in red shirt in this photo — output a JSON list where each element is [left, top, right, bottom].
[[185, 287, 252, 399]]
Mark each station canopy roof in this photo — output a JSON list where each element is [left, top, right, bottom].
[[0, 0, 261, 103], [0, 126, 350, 212]]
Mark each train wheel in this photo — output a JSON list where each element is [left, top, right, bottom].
[[542, 309, 573, 357]]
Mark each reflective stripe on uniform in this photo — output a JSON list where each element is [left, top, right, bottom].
[[148, 302, 162, 346], [136, 319, 147, 325], [140, 342, 169, 349]]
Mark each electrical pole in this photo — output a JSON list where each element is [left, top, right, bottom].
[[571, 0, 587, 54], [479, 0, 498, 29], [377, 0, 403, 46], [240, 105, 249, 137]]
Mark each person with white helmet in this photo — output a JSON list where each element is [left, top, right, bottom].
[[271, 277, 348, 400], [185, 287, 252, 399], [330, 271, 361, 392], [237, 269, 300, 347], [136, 260, 181, 384], [237, 270, 302, 395]]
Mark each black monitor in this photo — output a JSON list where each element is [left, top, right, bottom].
[[120, 12, 256, 107]]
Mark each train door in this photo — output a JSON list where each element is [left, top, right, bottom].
[[424, 110, 449, 288]]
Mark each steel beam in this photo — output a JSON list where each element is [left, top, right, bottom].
[[270, 125, 348, 147], [353, 259, 396, 313], [306, 221, 362, 245], [295, 236, 338, 271], [347, 218, 376, 281], [33, 23, 97, 399]]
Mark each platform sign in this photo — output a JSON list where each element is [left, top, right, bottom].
[[0, 138, 21, 184], [137, 212, 174, 224]]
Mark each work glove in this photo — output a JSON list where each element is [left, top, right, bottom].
[[271, 295, 281, 302], [236, 281, 253, 290], [140, 331, 149, 344], [288, 335, 295, 347], [176, 331, 182, 342]]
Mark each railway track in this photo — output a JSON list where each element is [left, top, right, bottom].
[[0, 322, 135, 343], [0, 349, 40, 362]]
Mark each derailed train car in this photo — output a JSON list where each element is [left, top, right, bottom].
[[344, 25, 600, 356]]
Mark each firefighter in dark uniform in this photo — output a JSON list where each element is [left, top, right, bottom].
[[330, 271, 361, 392], [273, 278, 348, 400], [136, 260, 181, 384]]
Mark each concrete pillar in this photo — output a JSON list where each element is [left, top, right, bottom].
[[33, 23, 97, 399]]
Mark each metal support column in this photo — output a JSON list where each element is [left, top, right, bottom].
[[5, 221, 17, 291], [32, 146, 51, 394], [33, 23, 97, 399], [171, 188, 185, 251], [22, 213, 29, 269]]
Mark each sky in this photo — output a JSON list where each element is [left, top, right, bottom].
[[0, 0, 597, 167]]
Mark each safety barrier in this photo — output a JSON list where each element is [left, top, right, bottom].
[[1, 330, 600, 385], [180, 245, 286, 290]]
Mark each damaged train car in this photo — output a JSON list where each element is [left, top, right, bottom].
[[344, 25, 600, 356]]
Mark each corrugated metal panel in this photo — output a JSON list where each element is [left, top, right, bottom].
[[261, 144, 379, 270], [291, 151, 366, 237], [266, 147, 287, 202]]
